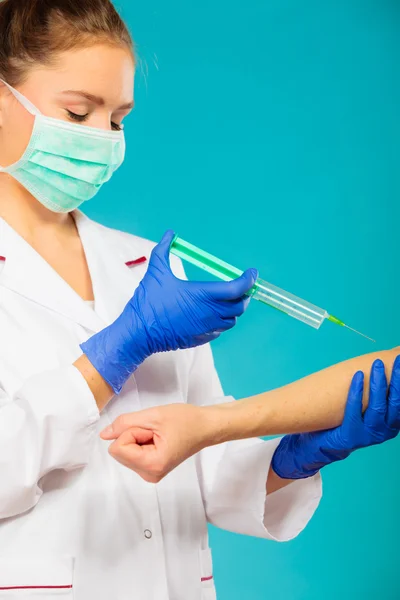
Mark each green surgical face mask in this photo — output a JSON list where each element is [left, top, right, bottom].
[[0, 80, 126, 213]]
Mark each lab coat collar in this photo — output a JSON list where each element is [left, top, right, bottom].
[[0, 211, 147, 333], [73, 210, 147, 327]]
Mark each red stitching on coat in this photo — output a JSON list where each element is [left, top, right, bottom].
[[201, 576, 213, 582], [0, 585, 73, 590], [0, 256, 5, 262], [125, 256, 147, 267]]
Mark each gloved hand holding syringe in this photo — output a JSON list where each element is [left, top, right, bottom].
[[170, 234, 375, 342]]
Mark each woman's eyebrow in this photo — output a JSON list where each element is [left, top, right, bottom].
[[60, 90, 134, 110]]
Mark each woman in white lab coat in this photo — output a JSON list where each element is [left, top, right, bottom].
[[0, 1, 398, 599], [0, 1, 323, 598]]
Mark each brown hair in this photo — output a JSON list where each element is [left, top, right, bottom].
[[0, 0, 134, 86]]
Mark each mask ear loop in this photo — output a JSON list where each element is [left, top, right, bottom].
[[0, 79, 41, 116], [0, 79, 41, 172]]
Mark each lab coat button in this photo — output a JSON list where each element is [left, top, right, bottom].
[[144, 529, 152, 539]]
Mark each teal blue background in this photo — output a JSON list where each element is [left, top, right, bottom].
[[86, 1, 400, 598]]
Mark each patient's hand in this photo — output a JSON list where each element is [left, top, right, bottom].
[[100, 403, 217, 482]]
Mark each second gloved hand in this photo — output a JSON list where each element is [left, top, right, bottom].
[[271, 357, 400, 479], [81, 230, 257, 394]]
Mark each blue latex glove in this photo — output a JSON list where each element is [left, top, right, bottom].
[[81, 230, 257, 394], [271, 357, 400, 479]]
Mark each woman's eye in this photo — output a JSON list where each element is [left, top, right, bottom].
[[66, 110, 89, 123], [66, 110, 124, 131]]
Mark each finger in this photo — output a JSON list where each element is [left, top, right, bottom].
[[196, 321, 236, 337], [125, 427, 155, 446], [364, 359, 388, 428], [210, 268, 258, 301], [193, 331, 221, 345], [109, 429, 167, 482], [342, 371, 364, 429], [108, 428, 143, 458], [113, 427, 154, 448], [149, 230, 175, 270], [387, 355, 400, 428], [100, 412, 147, 439], [108, 429, 152, 470], [215, 296, 250, 318], [217, 316, 237, 332]]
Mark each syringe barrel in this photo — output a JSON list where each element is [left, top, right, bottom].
[[170, 235, 327, 329], [251, 279, 327, 329], [171, 235, 243, 281]]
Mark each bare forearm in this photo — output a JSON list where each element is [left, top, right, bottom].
[[266, 466, 295, 493], [74, 354, 114, 411], [207, 346, 400, 443]]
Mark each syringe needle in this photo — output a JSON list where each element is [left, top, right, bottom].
[[343, 324, 375, 343]]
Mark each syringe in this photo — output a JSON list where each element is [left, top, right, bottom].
[[170, 235, 374, 342]]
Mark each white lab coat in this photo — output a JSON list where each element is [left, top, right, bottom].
[[0, 211, 322, 600]]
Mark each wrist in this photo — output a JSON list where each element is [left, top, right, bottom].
[[115, 305, 153, 365], [80, 312, 150, 395], [195, 405, 232, 449], [74, 354, 114, 411], [218, 396, 274, 441], [196, 398, 270, 446]]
